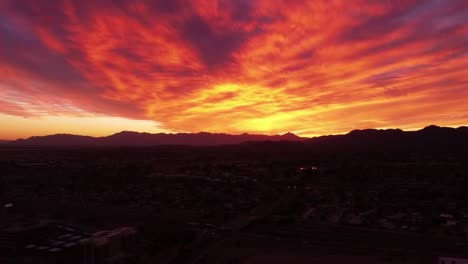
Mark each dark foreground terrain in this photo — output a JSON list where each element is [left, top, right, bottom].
[[1, 126, 468, 264]]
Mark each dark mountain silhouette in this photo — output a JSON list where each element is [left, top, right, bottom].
[[9, 131, 305, 147], [0, 140, 10, 144], [232, 125, 468, 158], [303, 125, 468, 152], [12, 134, 96, 146], [6, 126, 468, 153]]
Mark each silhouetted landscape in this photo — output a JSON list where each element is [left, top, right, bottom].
[[2, 125, 468, 264], [2, 0, 468, 263], [9, 131, 305, 147], [9, 125, 468, 150]]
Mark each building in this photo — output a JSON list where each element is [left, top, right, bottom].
[[439, 257, 468, 264], [0, 220, 139, 264], [0, 220, 56, 257], [82, 227, 137, 264]]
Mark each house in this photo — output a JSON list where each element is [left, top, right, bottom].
[[439, 257, 468, 264]]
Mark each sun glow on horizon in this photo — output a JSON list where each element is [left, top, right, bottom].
[[0, 0, 467, 138], [0, 113, 167, 140]]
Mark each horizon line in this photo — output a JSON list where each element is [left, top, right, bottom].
[[2, 124, 467, 142]]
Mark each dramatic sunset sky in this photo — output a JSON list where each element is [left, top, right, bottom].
[[1, 0, 467, 139]]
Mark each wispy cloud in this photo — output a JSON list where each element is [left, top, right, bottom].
[[0, 0, 467, 136]]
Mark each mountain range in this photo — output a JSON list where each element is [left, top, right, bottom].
[[8, 131, 304, 147], [4, 125, 467, 150]]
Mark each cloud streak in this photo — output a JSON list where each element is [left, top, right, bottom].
[[1, 0, 467, 137]]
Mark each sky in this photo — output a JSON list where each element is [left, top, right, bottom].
[[1, 0, 467, 140]]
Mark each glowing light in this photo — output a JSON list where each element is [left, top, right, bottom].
[[0, 0, 467, 139]]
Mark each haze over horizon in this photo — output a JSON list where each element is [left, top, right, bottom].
[[2, 124, 467, 142], [1, 0, 468, 140]]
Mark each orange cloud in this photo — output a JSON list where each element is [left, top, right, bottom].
[[0, 0, 467, 139]]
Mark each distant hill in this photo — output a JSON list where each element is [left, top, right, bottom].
[[9, 131, 305, 147], [6, 126, 468, 153], [0, 140, 10, 144], [304, 125, 468, 153], [232, 125, 468, 158]]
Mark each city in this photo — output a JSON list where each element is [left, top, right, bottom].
[[1, 126, 468, 263]]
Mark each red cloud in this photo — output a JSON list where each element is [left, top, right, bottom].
[[0, 0, 467, 136]]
